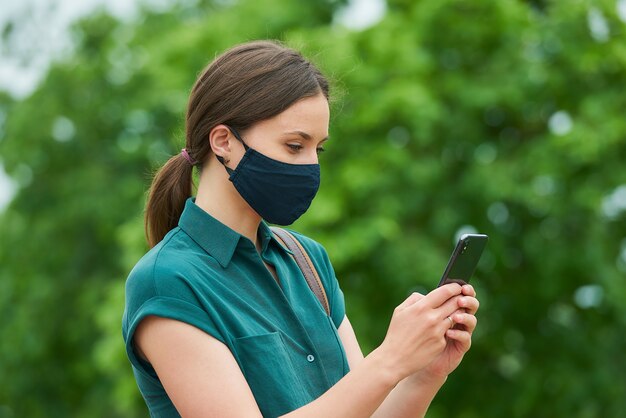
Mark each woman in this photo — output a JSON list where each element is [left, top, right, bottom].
[[122, 40, 479, 417]]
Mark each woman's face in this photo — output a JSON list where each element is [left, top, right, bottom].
[[230, 92, 330, 166]]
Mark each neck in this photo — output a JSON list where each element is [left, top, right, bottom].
[[194, 159, 262, 250]]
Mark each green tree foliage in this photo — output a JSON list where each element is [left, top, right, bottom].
[[1, 0, 625, 416]]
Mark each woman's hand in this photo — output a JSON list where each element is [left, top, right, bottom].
[[376, 283, 464, 383], [412, 284, 480, 383]]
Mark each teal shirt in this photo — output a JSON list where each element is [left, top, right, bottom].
[[122, 198, 349, 417]]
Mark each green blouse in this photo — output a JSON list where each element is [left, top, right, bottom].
[[122, 198, 349, 417]]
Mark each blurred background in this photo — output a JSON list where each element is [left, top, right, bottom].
[[1, 0, 625, 416]]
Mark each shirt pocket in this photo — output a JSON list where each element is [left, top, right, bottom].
[[233, 332, 309, 417]]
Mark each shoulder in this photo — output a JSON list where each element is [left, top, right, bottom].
[[124, 228, 213, 314], [122, 227, 224, 341], [126, 229, 181, 293], [284, 229, 330, 262], [281, 228, 337, 281]]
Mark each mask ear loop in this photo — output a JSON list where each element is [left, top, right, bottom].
[[228, 126, 250, 151], [215, 125, 249, 174]]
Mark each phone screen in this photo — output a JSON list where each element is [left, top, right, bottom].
[[437, 234, 488, 287]]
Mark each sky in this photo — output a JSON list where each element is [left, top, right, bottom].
[[0, 0, 386, 212]]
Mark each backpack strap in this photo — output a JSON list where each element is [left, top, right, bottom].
[[270, 227, 330, 316]]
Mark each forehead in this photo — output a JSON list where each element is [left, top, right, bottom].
[[253, 93, 330, 139]]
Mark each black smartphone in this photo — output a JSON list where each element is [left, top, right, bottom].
[[437, 234, 489, 287]]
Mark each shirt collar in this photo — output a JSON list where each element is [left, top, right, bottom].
[[257, 221, 294, 256], [178, 198, 292, 267]]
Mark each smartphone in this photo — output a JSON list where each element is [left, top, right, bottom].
[[437, 234, 489, 287]]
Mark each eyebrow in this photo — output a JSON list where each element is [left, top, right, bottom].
[[284, 130, 329, 142]]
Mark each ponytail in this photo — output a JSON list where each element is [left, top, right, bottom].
[[144, 153, 195, 248]]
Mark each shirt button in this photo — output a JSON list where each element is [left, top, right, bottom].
[[307, 354, 315, 363]]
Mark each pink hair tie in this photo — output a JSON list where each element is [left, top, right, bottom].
[[181, 148, 197, 165]]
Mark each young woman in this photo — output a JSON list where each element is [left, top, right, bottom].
[[122, 40, 479, 418]]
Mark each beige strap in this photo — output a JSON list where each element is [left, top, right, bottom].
[[270, 227, 330, 316]]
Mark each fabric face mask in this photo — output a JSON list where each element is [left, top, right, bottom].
[[216, 126, 321, 225]]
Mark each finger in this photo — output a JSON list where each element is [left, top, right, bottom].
[[397, 292, 425, 310], [458, 296, 480, 315], [461, 284, 476, 297], [436, 295, 463, 320], [449, 308, 465, 318], [445, 329, 472, 349], [420, 283, 462, 309], [433, 299, 463, 334], [451, 313, 477, 333]]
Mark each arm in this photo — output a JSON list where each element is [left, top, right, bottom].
[[337, 317, 446, 418], [134, 316, 263, 417], [135, 284, 467, 418], [339, 284, 480, 418], [136, 314, 399, 418]]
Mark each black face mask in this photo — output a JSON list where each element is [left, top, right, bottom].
[[217, 127, 320, 225]]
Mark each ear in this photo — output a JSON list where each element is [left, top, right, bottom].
[[209, 124, 233, 162]]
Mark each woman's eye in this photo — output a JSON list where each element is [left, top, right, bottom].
[[286, 143, 326, 155]]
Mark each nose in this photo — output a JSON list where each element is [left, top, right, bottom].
[[303, 149, 319, 165]]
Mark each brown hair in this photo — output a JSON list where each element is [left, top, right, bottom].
[[144, 40, 329, 247]]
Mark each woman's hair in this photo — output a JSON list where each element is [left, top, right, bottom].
[[144, 40, 329, 247]]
